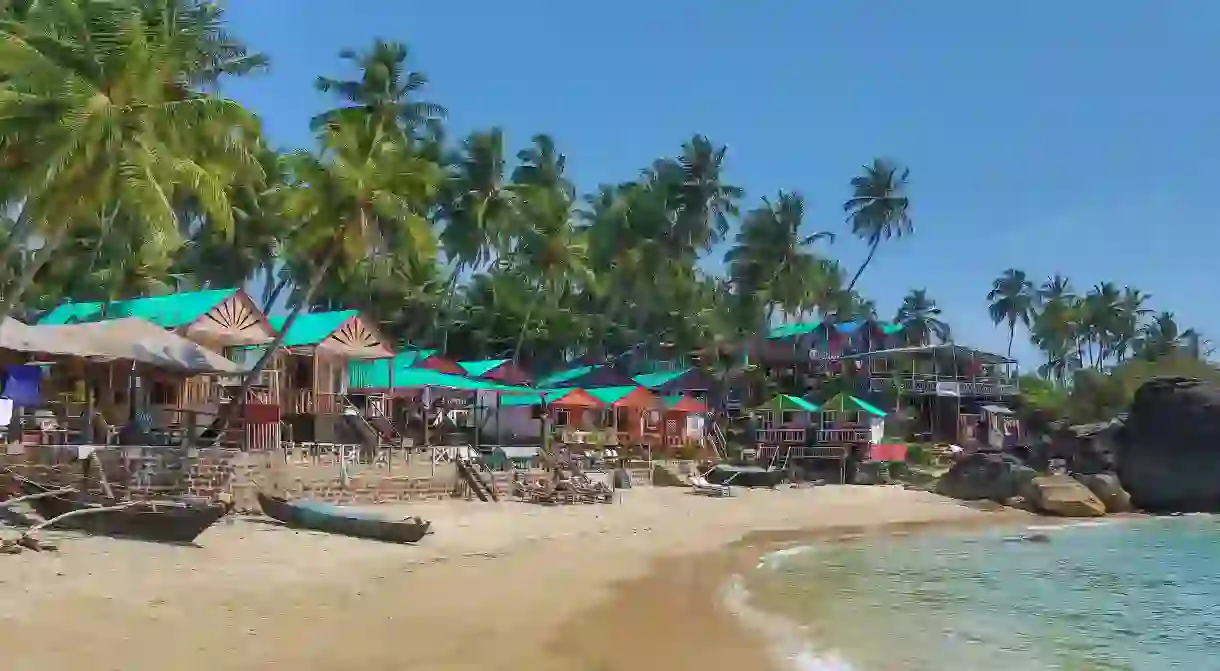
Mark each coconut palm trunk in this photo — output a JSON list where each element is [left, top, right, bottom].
[[846, 237, 880, 292], [0, 225, 71, 324]]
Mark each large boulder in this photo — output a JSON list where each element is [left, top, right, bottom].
[[936, 452, 1036, 502], [1117, 377, 1220, 512], [1074, 472, 1133, 513], [1020, 475, 1107, 517]]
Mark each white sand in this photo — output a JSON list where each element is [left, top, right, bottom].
[[0, 486, 1017, 671]]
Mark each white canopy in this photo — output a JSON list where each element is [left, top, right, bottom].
[[1, 317, 244, 376]]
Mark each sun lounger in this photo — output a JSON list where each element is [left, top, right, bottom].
[[689, 474, 731, 497]]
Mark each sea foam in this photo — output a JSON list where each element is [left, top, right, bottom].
[[720, 574, 855, 671]]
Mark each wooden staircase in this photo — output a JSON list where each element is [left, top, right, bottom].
[[456, 457, 498, 502]]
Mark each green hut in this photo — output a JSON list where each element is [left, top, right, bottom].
[[818, 393, 887, 443]]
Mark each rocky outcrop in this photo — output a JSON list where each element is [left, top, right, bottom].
[[1074, 472, 1133, 513], [1020, 475, 1107, 517], [1117, 377, 1220, 513], [936, 453, 1037, 502]]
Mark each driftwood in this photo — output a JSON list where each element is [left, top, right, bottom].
[[0, 487, 78, 527]]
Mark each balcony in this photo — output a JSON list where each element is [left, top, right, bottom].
[[817, 428, 870, 443], [755, 428, 807, 444], [865, 376, 1018, 396]]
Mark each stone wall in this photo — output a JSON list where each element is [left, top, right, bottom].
[[1, 445, 661, 512]]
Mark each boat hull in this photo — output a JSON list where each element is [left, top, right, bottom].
[[16, 478, 227, 544], [256, 492, 431, 544]]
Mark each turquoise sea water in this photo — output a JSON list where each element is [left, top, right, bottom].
[[733, 517, 1220, 670]]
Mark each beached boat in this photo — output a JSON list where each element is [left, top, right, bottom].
[[705, 464, 786, 488], [256, 492, 432, 543], [12, 476, 228, 544]]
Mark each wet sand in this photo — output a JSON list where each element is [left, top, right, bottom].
[[0, 486, 1027, 671]]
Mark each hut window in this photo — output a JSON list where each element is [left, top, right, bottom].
[[781, 410, 799, 425], [644, 410, 661, 431], [554, 409, 571, 427], [150, 380, 177, 405]]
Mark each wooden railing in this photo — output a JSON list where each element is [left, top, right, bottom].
[[292, 390, 342, 415], [180, 377, 222, 407], [756, 428, 806, 444], [867, 376, 1018, 396], [244, 421, 281, 452], [816, 428, 871, 444]]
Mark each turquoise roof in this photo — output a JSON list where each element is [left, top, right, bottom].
[[349, 357, 530, 393], [536, 364, 600, 387], [38, 288, 238, 327], [498, 388, 572, 407], [767, 320, 822, 340], [269, 310, 356, 347], [633, 368, 693, 389], [459, 358, 508, 377]]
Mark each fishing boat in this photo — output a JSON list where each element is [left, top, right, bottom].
[[256, 492, 431, 544], [705, 464, 786, 488], [12, 475, 228, 544]]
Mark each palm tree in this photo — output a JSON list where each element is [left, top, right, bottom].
[[311, 39, 445, 146], [724, 191, 835, 324], [437, 128, 514, 350], [987, 269, 1036, 358], [895, 289, 950, 345], [226, 117, 442, 415], [843, 159, 911, 291], [0, 0, 264, 323], [506, 182, 590, 364]]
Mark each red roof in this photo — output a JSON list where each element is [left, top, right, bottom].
[[665, 395, 707, 413], [419, 354, 465, 376], [551, 388, 604, 409]]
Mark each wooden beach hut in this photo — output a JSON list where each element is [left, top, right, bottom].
[[818, 393, 887, 445], [36, 288, 278, 444], [754, 394, 819, 446], [268, 310, 394, 444], [585, 386, 661, 450]]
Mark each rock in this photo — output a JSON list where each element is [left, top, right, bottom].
[[1002, 495, 1035, 512], [936, 452, 1036, 502], [1020, 474, 1106, 517], [1117, 377, 1220, 513], [1074, 472, 1133, 513]]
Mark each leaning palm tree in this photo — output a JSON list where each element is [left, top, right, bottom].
[[0, 0, 264, 323], [895, 288, 950, 345], [987, 269, 1036, 358], [843, 158, 911, 291], [225, 118, 442, 418]]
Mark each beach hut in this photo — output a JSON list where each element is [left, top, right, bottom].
[[754, 394, 819, 446], [37, 288, 278, 439], [267, 310, 395, 445], [490, 388, 604, 443], [662, 394, 709, 452], [585, 386, 661, 448], [818, 393, 887, 444], [979, 404, 1020, 450]]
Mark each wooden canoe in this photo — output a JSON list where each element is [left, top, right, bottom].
[[14, 476, 227, 544], [256, 492, 431, 544]]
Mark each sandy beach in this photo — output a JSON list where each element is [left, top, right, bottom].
[[0, 485, 1029, 671]]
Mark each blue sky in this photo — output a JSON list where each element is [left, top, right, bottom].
[[223, 1, 1218, 367]]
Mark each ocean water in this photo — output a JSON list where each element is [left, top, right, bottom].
[[730, 516, 1220, 670]]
